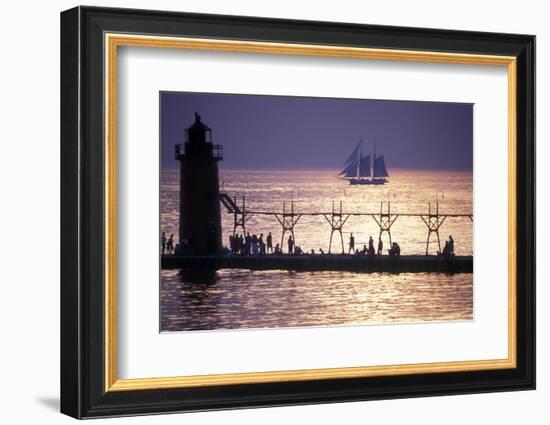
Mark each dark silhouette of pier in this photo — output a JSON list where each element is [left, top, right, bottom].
[[218, 194, 472, 256], [163, 194, 473, 274], [161, 254, 472, 274]]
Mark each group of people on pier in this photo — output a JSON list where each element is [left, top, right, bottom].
[[161, 230, 455, 258], [441, 235, 455, 257], [160, 232, 175, 255], [227, 232, 306, 256], [229, 232, 274, 255], [223, 230, 405, 257], [348, 233, 401, 257]]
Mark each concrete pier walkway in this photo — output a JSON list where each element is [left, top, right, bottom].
[[161, 254, 473, 274]]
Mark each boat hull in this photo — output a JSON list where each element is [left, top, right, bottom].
[[348, 178, 388, 185]]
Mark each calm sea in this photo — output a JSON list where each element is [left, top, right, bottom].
[[160, 169, 473, 332]]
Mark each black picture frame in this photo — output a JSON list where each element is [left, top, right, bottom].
[[61, 5, 535, 419]]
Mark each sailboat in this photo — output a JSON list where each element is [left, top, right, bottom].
[[338, 138, 390, 185]]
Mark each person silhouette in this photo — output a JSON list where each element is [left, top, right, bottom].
[[161, 232, 167, 255], [394, 242, 401, 256], [167, 234, 174, 254], [442, 240, 450, 256], [266, 232, 273, 253], [448, 235, 455, 255]]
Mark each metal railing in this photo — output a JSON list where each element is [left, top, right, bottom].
[[175, 143, 223, 160]]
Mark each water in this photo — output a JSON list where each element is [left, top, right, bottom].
[[160, 169, 473, 332]]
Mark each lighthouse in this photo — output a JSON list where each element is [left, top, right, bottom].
[[175, 113, 223, 256]]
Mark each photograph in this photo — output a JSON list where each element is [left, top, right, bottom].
[[159, 92, 474, 332], [56, 4, 536, 419]]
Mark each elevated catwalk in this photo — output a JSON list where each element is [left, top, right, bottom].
[[161, 254, 473, 274]]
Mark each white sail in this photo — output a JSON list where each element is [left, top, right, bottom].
[[358, 155, 370, 178], [373, 155, 389, 178]]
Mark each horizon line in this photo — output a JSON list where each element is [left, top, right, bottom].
[[161, 166, 473, 173]]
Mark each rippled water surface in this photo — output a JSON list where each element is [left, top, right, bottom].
[[160, 169, 473, 332]]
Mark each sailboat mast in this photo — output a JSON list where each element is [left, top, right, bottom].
[[359, 137, 363, 178], [373, 138, 377, 178]]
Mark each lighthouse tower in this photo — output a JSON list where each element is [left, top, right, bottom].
[[175, 113, 223, 256]]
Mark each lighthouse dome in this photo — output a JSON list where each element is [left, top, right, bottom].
[[177, 112, 222, 160], [186, 112, 212, 145], [187, 112, 211, 132]]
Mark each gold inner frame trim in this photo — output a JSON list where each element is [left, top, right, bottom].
[[104, 33, 518, 392]]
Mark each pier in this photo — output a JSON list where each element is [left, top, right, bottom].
[[161, 254, 473, 273], [219, 194, 472, 255]]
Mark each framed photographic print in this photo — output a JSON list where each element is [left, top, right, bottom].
[[60, 6, 535, 419]]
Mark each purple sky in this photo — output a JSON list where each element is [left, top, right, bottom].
[[160, 92, 473, 171]]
